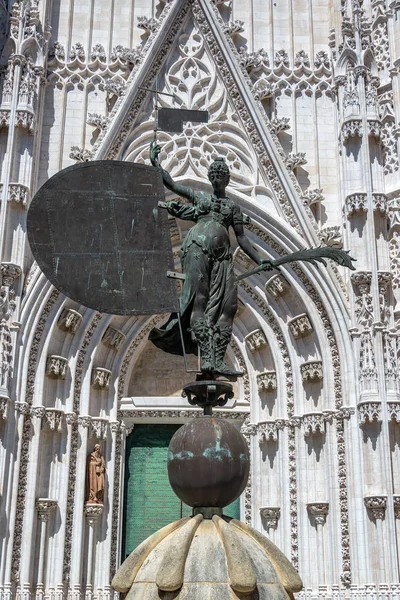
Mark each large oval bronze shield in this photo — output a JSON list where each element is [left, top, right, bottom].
[[27, 161, 179, 315]]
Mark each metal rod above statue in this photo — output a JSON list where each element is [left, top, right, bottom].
[[148, 140, 356, 388]]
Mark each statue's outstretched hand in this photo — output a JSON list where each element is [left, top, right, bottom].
[[150, 141, 161, 167], [260, 259, 274, 271]]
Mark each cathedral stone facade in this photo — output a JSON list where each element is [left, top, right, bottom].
[[0, 0, 400, 598]]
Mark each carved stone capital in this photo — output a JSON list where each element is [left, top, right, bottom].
[[1, 263, 22, 286], [303, 413, 325, 436], [43, 409, 63, 432], [394, 495, 400, 519], [91, 367, 112, 389], [0, 395, 9, 419], [65, 412, 77, 425], [288, 314, 313, 339], [46, 355, 68, 379], [285, 152, 307, 170], [245, 329, 267, 352], [7, 184, 30, 208], [300, 361, 323, 382], [84, 503, 104, 524], [364, 496, 387, 519], [342, 120, 363, 143], [91, 417, 108, 440], [78, 415, 92, 429], [345, 193, 367, 217], [264, 274, 289, 297], [351, 271, 372, 293], [257, 371, 277, 392], [307, 502, 329, 525], [260, 506, 280, 529], [31, 406, 46, 419], [109, 421, 120, 434], [258, 420, 285, 442], [388, 401, 400, 423], [357, 401, 382, 425], [102, 326, 126, 350], [15, 400, 29, 415], [36, 498, 57, 522], [57, 308, 82, 334], [301, 188, 324, 207]]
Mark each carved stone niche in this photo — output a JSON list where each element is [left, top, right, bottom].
[[307, 502, 329, 526], [302, 412, 325, 436], [265, 274, 289, 298], [288, 314, 313, 339], [257, 371, 277, 392], [245, 329, 268, 352], [300, 361, 323, 383], [364, 496, 387, 520], [357, 400, 382, 425], [260, 507, 280, 530], [91, 367, 112, 390], [46, 355, 68, 379], [57, 308, 82, 334], [102, 326, 126, 351]]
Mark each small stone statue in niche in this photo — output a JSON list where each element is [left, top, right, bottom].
[[149, 142, 273, 377], [86, 444, 106, 504]]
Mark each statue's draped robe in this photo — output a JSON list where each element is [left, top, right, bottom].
[[86, 450, 106, 503], [149, 192, 245, 356]]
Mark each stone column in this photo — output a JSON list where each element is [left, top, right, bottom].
[[84, 505, 103, 600], [307, 503, 329, 586], [364, 496, 387, 582], [35, 499, 57, 598]]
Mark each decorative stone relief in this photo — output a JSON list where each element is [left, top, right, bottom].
[[265, 274, 289, 298], [269, 117, 290, 135], [245, 329, 267, 352], [300, 361, 323, 382], [90, 44, 106, 62], [43, 409, 63, 432], [307, 503, 329, 526], [260, 507, 280, 530], [91, 367, 112, 389], [357, 401, 382, 425], [257, 371, 277, 392], [46, 355, 68, 379], [84, 503, 104, 521], [288, 314, 313, 339], [364, 496, 387, 520], [137, 16, 159, 33], [57, 308, 82, 333], [102, 326, 126, 350], [303, 413, 325, 436], [223, 20, 244, 37]]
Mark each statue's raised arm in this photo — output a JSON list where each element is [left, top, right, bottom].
[[150, 141, 194, 203]]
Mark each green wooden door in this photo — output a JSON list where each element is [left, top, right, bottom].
[[122, 424, 240, 559]]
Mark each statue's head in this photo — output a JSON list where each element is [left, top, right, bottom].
[[94, 444, 100, 453], [208, 157, 230, 188]]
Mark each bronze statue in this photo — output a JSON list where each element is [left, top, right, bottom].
[[149, 142, 273, 377], [86, 444, 106, 504]]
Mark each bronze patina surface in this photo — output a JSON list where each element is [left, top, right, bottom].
[[27, 161, 178, 315]]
